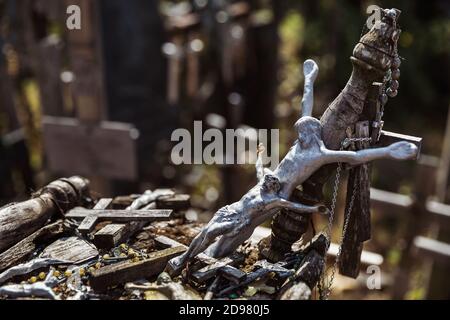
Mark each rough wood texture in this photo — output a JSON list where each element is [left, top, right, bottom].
[[66, 209, 173, 221], [339, 122, 371, 278], [40, 236, 99, 263], [0, 176, 89, 253], [78, 198, 112, 234], [90, 246, 186, 291], [93, 222, 143, 249], [0, 220, 67, 272], [278, 249, 325, 300]]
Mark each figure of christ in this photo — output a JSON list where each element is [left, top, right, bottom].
[[168, 115, 417, 275], [167, 147, 328, 275]]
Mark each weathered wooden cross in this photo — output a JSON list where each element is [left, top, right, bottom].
[[66, 198, 173, 235], [340, 99, 423, 278], [42, 0, 138, 182]]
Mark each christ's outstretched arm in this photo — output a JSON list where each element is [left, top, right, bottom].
[[323, 141, 417, 166]]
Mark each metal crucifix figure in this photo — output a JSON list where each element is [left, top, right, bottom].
[[168, 56, 418, 274]]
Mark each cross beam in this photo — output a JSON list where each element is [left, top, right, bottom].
[[66, 209, 173, 221], [377, 130, 423, 158]]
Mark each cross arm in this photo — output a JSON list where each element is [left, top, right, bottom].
[[376, 130, 422, 159]]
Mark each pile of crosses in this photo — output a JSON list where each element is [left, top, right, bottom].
[[0, 176, 324, 300]]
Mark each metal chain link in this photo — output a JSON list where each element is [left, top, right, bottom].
[[319, 136, 371, 300]]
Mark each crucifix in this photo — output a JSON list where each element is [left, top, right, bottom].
[[265, 9, 423, 277]]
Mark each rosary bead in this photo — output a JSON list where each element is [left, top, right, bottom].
[[386, 87, 398, 98], [390, 80, 399, 90], [392, 56, 401, 69], [391, 68, 400, 80]]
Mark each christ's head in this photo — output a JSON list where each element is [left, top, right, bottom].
[[294, 116, 322, 148]]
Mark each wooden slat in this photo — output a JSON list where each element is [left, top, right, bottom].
[[77, 216, 99, 234], [370, 188, 413, 215], [93, 198, 113, 210], [328, 243, 383, 266], [414, 236, 450, 266], [66, 209, 173, 221], [426, 200, 450, 226], [90, 246, 186, 291], [78, 198, 113, 234], [93, 222, 143, 249]]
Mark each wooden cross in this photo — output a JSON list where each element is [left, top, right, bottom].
[[41, 0, 138, 183], [340, 123, 423, 277], [66, 198, 173, 235], [91, 190, 190, 249]]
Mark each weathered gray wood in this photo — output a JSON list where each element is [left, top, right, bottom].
[[77, 216, 99, 235], [0, 176, 89, 252], [0, 220, 67, 272], [77, 198, 113, 234], [66, 208, 173, 221], [339, 121, 371, 278], [90, 246, 186, 291], [93, 222, 143, 249], [94, 198, 114, 210], [40, 236, 99, 263]]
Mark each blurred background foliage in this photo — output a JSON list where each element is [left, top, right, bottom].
[[0, 0, 449, 299]]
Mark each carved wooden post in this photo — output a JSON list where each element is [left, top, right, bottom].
[[0, 176, 89, 252]]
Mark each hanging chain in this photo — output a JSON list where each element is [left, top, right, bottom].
[[319, 136, 372, 300]]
